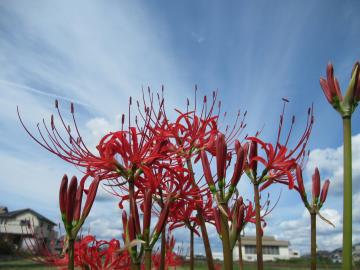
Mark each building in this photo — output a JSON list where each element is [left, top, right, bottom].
[[0, 206, 57, 253], [233, 235, 300, 262]]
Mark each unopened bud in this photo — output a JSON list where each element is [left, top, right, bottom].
[[320, 179, 330, 205], [216, 133, 227, 182], [312, 168, 320, 203]]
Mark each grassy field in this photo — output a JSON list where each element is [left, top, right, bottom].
[[0, 259, 344, 270]]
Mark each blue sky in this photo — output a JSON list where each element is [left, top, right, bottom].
[[1, 0, 360, 256]]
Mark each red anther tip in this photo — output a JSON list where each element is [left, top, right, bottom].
[[282, 98, 289, 102], [55, 100, 59, 108], [70, 103, 74, 114]]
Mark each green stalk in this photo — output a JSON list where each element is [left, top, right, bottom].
[[190, 228, 194, 270], [238, 234, 244, 270], [128, 180, 138, 268], [197, 212, 215, 270], [67, 238, 75, 270], [186, 158, 215, 270], [342, 117, 352, 270], [220, 203, 233, 270], [310, 212, 317, 270], [144, 248, 152, 270], [253, 184, 264, 270], [159, 228, 166, 270]]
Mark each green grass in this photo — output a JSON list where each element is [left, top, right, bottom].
[[0, 259, 343, 270]]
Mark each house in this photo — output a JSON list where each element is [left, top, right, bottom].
[[233, 235, 300, 262], [0, 206, 57, 253]]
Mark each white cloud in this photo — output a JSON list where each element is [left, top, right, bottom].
[[306, 133, 360, 195], [278, 208, 342, 252]]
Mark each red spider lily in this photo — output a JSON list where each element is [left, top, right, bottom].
[[151, 88, 246, 161], [75, 235, 131, 270], [17, 102, 118, 180], [151, 233, 183, 270], [18, 98, 170, 182], [247, 100, 314, 190], [168, 190, 213, 235]]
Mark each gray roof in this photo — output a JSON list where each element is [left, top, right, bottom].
[[239, 235, 289, 247], [0, 208, 56, 226]]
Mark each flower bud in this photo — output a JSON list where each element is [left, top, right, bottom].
[[216, 133, 227, 181], [320, 179, 330, 205], [296, 165, 305, 195], [122, 211, 128, 229], [236, 205, 245, 231], [143, 190, 152, 232], [249, 141, 258, 175], [312, 168, 320, 202], [73, 186, 83, 221], [59, 175, 68, 214], [230, 146, 244, 187], [155, 199, 171, 234], [82, 178, 100, 220], [200, 151, 215, 192], [66, 176, 78, 223], [327, 63, 343, 101]]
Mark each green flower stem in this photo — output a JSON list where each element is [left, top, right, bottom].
[[311, 212, 317, 270], [159, 227, 166, 270], [238, 234, 244, 270], [343, 116, 353, 270], [186, 158, 215, 270], [219, 202, 233, 270], [144, 248, 152, 270], [67, 238, 75, 270], [128, 179, 140, 267], [190, 228, 194, 270], [253, 183, 264, 270]]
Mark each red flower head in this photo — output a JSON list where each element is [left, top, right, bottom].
[[247, 100, 314, 190]]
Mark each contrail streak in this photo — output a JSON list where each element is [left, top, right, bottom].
[[0, 79, 89, 107]]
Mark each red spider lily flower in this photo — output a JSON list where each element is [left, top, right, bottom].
[[248, 101, 314, 190], [18, 99, 170, 182], [151, 233, 183, 269], [76, 235, 131, 270], [168, 191, 213, 236]]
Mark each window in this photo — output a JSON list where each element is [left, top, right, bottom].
[[20, 219, 31, 227], [245, 245, 280, 255], [245, 245, 257, 254], [263, 246, 279, 255]]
